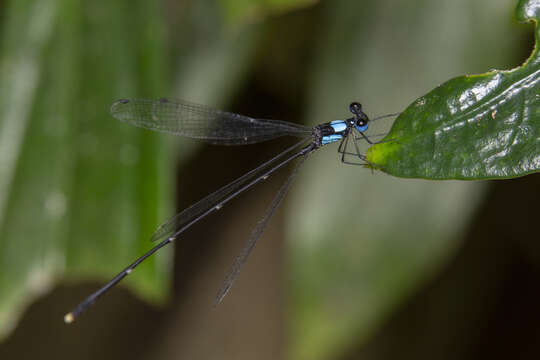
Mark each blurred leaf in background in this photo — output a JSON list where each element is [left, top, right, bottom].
[[0, 0, 170, 337], [0, 0, 303, 342]]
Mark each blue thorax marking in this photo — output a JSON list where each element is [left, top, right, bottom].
[[322, 118, 368, 145], [330, 120, 347, 133], [322, 134, 343, 145]]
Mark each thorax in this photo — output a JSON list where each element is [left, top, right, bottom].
[[313, 120, 350, 146]]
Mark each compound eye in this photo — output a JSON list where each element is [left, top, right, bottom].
[[349, 102, 362, 115], [356, 119, 369, 132]]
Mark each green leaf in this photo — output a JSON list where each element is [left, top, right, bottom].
[[367, 0, 540, 180], [0, 0, 262, 338], [0, 0, 170, 337]]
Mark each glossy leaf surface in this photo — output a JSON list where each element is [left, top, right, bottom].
[[367, 0, 540, 180]]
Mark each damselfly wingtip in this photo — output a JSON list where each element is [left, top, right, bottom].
[[110, 98, 131, 117]]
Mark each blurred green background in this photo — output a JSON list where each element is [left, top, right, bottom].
[[0, 0, 537, 359]]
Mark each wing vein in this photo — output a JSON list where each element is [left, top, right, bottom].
[[111, 98, 312, 145]]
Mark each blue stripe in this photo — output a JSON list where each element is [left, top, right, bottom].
[[330, 120, 347, 133], [322, 134, 343, 145]]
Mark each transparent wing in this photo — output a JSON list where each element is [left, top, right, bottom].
[[151, 139, 310, 242], [110, 98, 312, 145], [215, 150, 309, 304]]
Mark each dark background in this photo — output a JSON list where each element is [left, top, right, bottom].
[[0, 0, 538, 359]]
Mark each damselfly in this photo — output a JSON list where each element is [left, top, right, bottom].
[[64, 98, 397, 323]]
